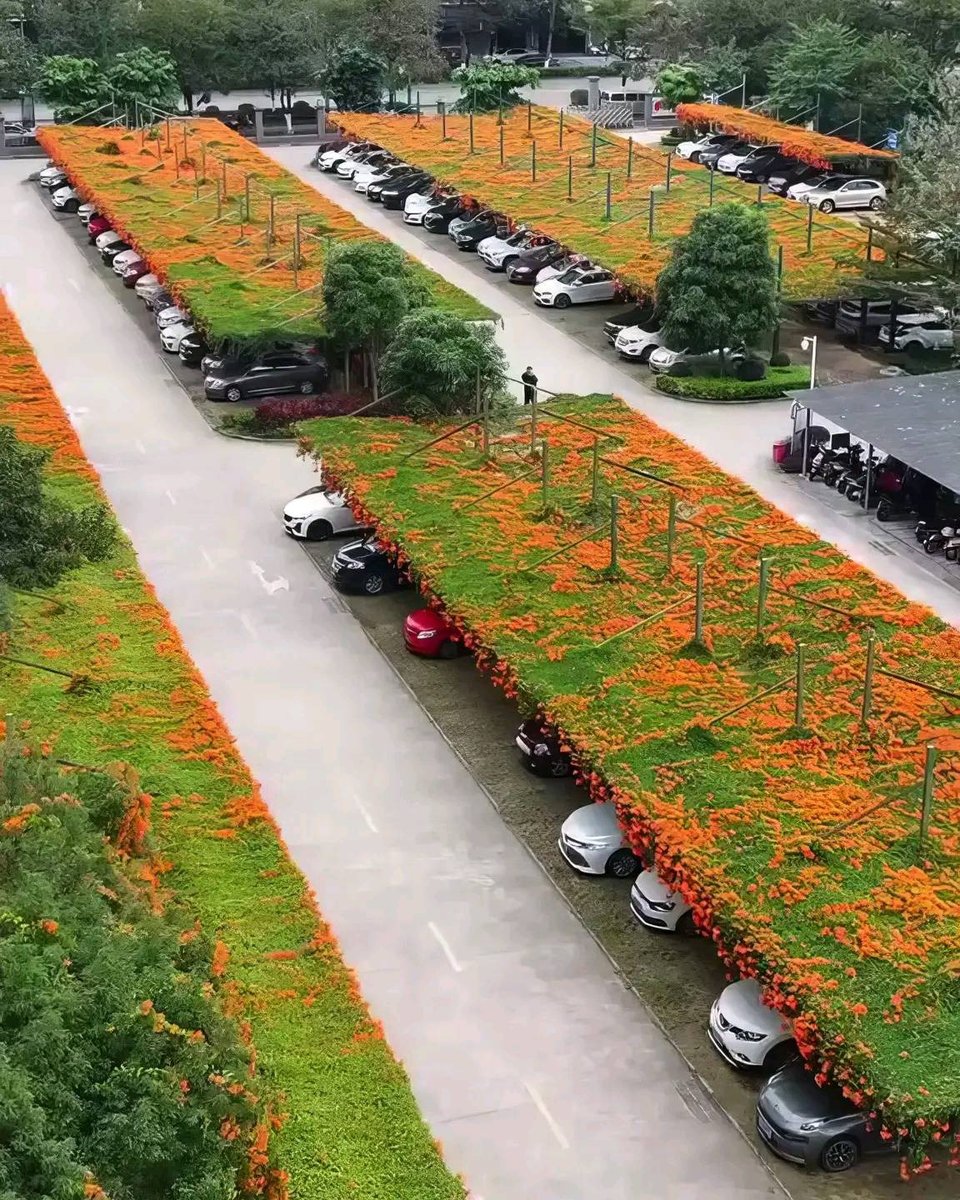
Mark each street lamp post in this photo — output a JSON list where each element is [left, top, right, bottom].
[[800, 335, 818, 477]]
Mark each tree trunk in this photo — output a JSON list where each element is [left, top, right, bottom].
[[182, 87, 194, 114], [544, 0, 560, 65], [718, 346, 726, 376], [370, 350, 379, 401]]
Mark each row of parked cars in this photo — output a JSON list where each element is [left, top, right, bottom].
[[279, 480, 896, 1176], [675, 131, 888, 213], [37, 163, 330, 401]]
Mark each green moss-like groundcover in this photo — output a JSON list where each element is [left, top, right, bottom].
[[0, 304, 463, 1198]]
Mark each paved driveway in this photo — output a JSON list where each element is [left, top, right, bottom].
[[1, 164, 782, 1200]]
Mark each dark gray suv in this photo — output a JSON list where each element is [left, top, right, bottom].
[[204, 350, 327, 402]]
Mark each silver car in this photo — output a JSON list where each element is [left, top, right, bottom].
[[803, 177, 886, 213], [557, 803, 637, 876]]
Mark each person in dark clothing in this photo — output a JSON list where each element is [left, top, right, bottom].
[[522, 366, 538, 404]]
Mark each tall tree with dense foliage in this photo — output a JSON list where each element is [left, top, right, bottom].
[[567, 0, 650, 67], [136, 0, 230, 110], [655, 62, 704, 109], [451, 60, 539, 112], [767, 18, 861, 120], [34, 54, 105, 121], [656, 204, 778, 369], [317, 45, 386, 112], [355, 0, 443, 103], [105, 46, 180, 111], [34, 0, 134, 60]]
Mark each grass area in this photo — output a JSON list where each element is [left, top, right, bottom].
[[0, 296, 465, 1199], [37, 120, 492, 347], [334, 107, 879, 302], [655, 363, 812, 400], [302, 394, 960, 1168]]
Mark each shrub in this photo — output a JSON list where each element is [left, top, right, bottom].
[[254, 392, 365, 428], [655, 364, 813, 400], [770, 350, 791, 366], [668, 360, 692, 376], [96, 140, 121, 155], [735, 357, 767, 381], [570, 88, 588, 107]]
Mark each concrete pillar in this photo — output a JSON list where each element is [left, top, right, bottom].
[[254, 110, 264, 143], [587, 76, 600, 110], [316, 106, 326, 137]]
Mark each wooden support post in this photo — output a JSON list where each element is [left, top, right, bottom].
[[806, 203, 814, 253], [861, 630, 876, 723], [559, 108, 564, 148], [666, 151, 673, 191], [609, 495, 619, 573], [415, 90, 422, 126], [527, 100, 532, 132], [757, 183, 763, 206], [200, 141, 206, 181], [866, 226, 874, 263], [292, 237, 299, 288], [182, 123, 188, 158], [694, 561, 704, 642], [531, 139, 537, 182], [499, 122, 504, 165], [529, 390, 538, 450], [478, 367, 489, 456], [567, 155, 573, 200], [605, 171, 611, 220], [469, 111, 475, 153], [245, 174, 252, 222], [165, 117, 171, 148], [647, 191, 655, 238], [440, 101, 447, 139], [756, 555, 770, 638], [194, 168, 200, 200], [666, 493, 676, 571], [794, 643, 806, 730], [541, 439, 549, 508], [627, 136, 633, 179], [221, 160, 227, 197], [919, 744, 936, 853], [591, 436, 600, 506], [238, 198, 244, 239], [709, 166, 715, 207], [216, 178, 222, 218], [591, 121, 597, 167], [268, 193, 275, 244]]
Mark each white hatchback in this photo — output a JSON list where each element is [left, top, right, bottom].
[[112, 249, 143, 275], [534, 266, 617, 308], [51, 186, 80, 211], [558, 803, 637, 877], [282, 487, 365, 541], [709, 978, 796, 1071], [629, 868, 694, 932]]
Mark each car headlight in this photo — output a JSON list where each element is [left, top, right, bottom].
[[581, 838, 615, 850], [416, 629, 437, 639], [206, 378, 225, 387], [646, 899, 676, 912], [345, 561, 364, 570], [735, 1030, 766, 1042], [800, 1118, 828, 1132], [533, 744, 550, 756]]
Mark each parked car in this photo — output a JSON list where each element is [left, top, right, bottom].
[[282, 486, 364, 540], [715, 143, 762, 174], [356, 162, 408, 194], [768, 163, 822, 197], [87, 215, 112, 242], [39, 169, 68, 191], [200, 342, 315, 378], [786, 173, 837, 201], [648, 344, 745, 374], [535, 253, 589, 284], [603, 302, 656, 344], [77, 202, 97, 224], [112, 248, 143, 276], [506, 242, 566, 283], [331, 538, 406, 595], [155, 304, 190, 329], [757, 1062, 897, 1172], [101, 239, 132, 265], [337, 149, 393, 179], [834, 299, 934, 338], [615, 324, 665, 362], [803, 177, 886, 212], [134, 272, 162, 298], [675, 132, 738, 162], [95, 229, 123, 252], [122, 260, 152, 287], [145, 288, 176, 314], [629, 868, 694, 931], [701, 140, 753, 170], [533, 267, 617, 308], [423, 197, 469, 233], [402, 187, 444, 222], [178, 330, 208, 366], [403, 608, 465, 658], [491, 47, 546, 67], [51, 186, 81, 212], [477, 228, 536, 271], [450, 209, 507, 250], [515, 718, 571, 777], [366, 170, 413, 202], [204, 351, 327, 402], [380, 172, 432, 210], [708, 979, 796, 1071], [737, 151, 798, 184], [159, 321, 195, 353], [316, 142, 373, 172], [558, 803, 637, 877], [878, 314, 955, 353]]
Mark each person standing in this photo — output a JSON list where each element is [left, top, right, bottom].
[[521, 366, 538, 405]]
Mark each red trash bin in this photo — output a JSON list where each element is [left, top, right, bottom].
[[772, 437, 792, 464]]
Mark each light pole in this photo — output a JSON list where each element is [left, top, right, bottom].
[[801, 335, 818, 388]]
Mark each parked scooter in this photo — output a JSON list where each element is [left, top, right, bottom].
[[824, 443, 864, 489], [847, 455, 902, 507], [837, 449, 877, 497]]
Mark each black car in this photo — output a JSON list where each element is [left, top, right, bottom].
[[515, 718, 572, 777], [603, 301, 657, 344], [380, 172, 432, 210], [505, 241, 565, 283], [331, 538, 407, 595], [767, 163, 823, 196], [423, 197, 468, 233], [177, 330, 208, 368], [737, 151, 798, 184], [204, 350, 327, 402], [200, 340, 310, 377], [366, 167, 418, 202], [101, 240, 132, 265], [700, 139, 753, 170], [452, 210, 508, 251]]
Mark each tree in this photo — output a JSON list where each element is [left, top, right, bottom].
[[767, 18, 861, 123], [0, 426, 114, 610], [655, 62, 704, 109], [322, 241, 427, 396], [136, 0, 230, 111], [105, 46, 180, 112], [0, 16, 38, 97], [451, 60, 539, 112], [354, 0, 443, 105], [317, 45, 386, 112], [855, 32, 932, 142], [656, 204, 778, 370], [33, 0, 134, 61], [380, 310, 507, 419], [567, 0, 650, 70], [226, 0, 318, 108], [696, 38, 747, 98], [34, 54, 106, 122]]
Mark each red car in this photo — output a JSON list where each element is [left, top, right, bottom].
[[403, 608, 464, 658], [122, 259, 152, 287], [87, 214, 111, 242]]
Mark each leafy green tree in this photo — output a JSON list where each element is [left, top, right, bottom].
[[656, 204, 778, 370], [136, 0, 230, 110], [226, 0, 318, 107], [317, 45, 386, 112], [451, 60, 539, 112], [34, 54, 105, 121], [0, 16, 38, 97], [855, 32, 932, 141], [696, 38, 747, 97], [567, 0, 650, 69], [106, 46, 180, 112], [767, 18, 860, 121], [655, 61, 704, 108], [354, 0, 443, 104], [380, 310, 507, 419], [34, 0, 135, 60]]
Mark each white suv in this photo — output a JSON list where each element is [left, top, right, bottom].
[[615, 325, 664, 363], [878, 314, 955, 353]]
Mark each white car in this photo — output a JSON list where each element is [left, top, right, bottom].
[[629, 868, 694, 932], [112, 249, 143, 275], [477, 228, 535, 271], [77, 202, 96, 224], [535, 254, 588, 284], [38, 166, 68, 190], [156, 304, 190, 329], [403, 190, 440, 223], [803, 177, 886, 213], [878, 314, 955, 353], [786, 173, 835, 201], [708, 979, 796, 1071], [316, 142, 370, 172], [716, 143, 759, 173], [95, 229, 122, 251], [135, 273, 162, 300], [533, 267, 617, 308], [51, 186, 80, 212], [648, 344, 744, 374], [159, 321, 195, 353], [615, 325, 664, 363], [336, 152, 386, 179], [676, 132, 736, 162], [355, 162, 407, 194], [282, 487, 365, 541], [558, 803, 637, 877]]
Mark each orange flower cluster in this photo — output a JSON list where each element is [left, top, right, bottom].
[[305, 395, 960, 1165], [676, 103, 898, 170], [334, 106, 881, 301], [37, 120, 488, 345]]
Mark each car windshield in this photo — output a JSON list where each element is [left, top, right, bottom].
[[555, 268, 582, 283], [817, 177, 846, 191]]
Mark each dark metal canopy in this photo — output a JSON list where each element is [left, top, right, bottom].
[[787, 370, 960, 494]]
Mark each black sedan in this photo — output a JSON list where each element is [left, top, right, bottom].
[[367, 167, 421, 202], [331, 538, 407, 595], [515, 718, 572, 777], [423, 197, 469, 233], [379, 172, 432, 210], [505, 242, 566, 284], [204, 351, 327, 402], [101, 240, 132, 265], [452, 211, 508, 252], [700, 139, 753, 170], [603, 301, 657, 344], [736, 149, 796, 184], [767, 163, 822, 197], [177, 330, 208, 368]]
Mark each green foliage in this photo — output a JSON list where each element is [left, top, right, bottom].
[[451, 61, 539, 113], [654, 363, 811, 399], [35, 54, 105, 121], [656, 203, 778, 360], [654, 62, 704, 109], [0, 741, 260, 1200], [36, 46, 178, 121], [0, 426, 114, 590], [317, 45, 386, 112], [135, 0, 230, 108], [767, 18, 860, 117], [322, 239, 425, 364], [0, 20, 38, 97], [106, 46, 180, 109], [566, 0, 650, 66], [696, 38, 747, 95], [379, 310, 507, 418]]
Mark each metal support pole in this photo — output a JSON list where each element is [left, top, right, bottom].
[[479, 367, 490, 456], [591, 121, 597, 167], [532, 139, 537, 182], [134, 98, 139, 128], [530, 390, 538, 450], [709, 166, 715, 207], [861, 630, 875, 723], [815, 92, 821, 131], [856, 103, 863, 143], [647, 191, 655, 238], [756, 555, 770, 637], [295, 212, 302, 268], [245, 174, 252, 221], [591, 436, 600, 506], [441, 102, 447, 139], [794, 643, 806, 729], [165, 117, 171, 148], [609, 495, 619, 573], [627, 136, 633, 180], [741, 72, 747, 107], [216, 178, 222, 218], [415, 90, 422, 126], [694, 562, 704, 642], [757, 183, 763, 207], [182, 123, 188, 158], [499, 122, 504, 165], [221, 160, 227, 197], [806, 202, 813, 252], [541, 439, 549, 507], [666, 494, 676, 571], [469, 111, 475, 153], [801, 407, 812, 476], [559, 108, 564, 148], [527, 100, 532, 133], [200, 142, 206, 181], [567, 155, 573, 200], [605, 171, 611, 220], [864, 442, 873, 510], [666, 151, 673, 191], [919, 744, 936, 853], [292, 236, 299, 288], [268, 193, 275, 244]]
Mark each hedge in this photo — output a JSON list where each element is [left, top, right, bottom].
[[655, 363, 811, 400]]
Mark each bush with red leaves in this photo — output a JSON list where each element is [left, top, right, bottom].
[[253, 393, 366, 428]]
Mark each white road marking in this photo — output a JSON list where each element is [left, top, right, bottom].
[[248, 560, 289, 594], [354, 797, 379, 833], [165, 489, 176, 506], [200, 547, 215, 569], [427, 921, 462, 973], [524, 1081, 570, 1150]]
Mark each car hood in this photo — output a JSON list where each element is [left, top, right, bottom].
[[283, 491, 341, 519], [717, 980, 787, 1036], [405, 193, 434, 209], [162, 321, 194, 337], [760, 1066, 852, 1125], [95, 232, 122, 247], [336, 539, 380, 564], [404, 608, 447, 635], [632, 868, 675, 903], [562, 802, 621, 841]]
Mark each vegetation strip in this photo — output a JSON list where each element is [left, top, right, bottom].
[[0, 296, 465, 1199], [303, 396, 960, 1171], [37, 119, 492, 346], [334, 106, 880, 301]]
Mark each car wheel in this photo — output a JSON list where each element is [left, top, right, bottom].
[[554, 293, 572, 309], [819, 199, 835, 213], [549, 757, 571, 778], [64, 200, 79, 212], [901, 340, 922, 355], [501, 255, 519, 271], [639, 344, 655, 364], [690, 152, 701, 163], [305, 519, 332, 541], [763, 1040, 798, 1072], [820, 1137, 860, 1173], [875, 499, 893, 522], [439, 639, 459, 660], [225, 386, 243, 403], [605, 849, 638, 878], [675, 910, 697, 936], [869, 196, 884, 211], [363, 574, 385, 595], [299, 381, 315, 395]]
